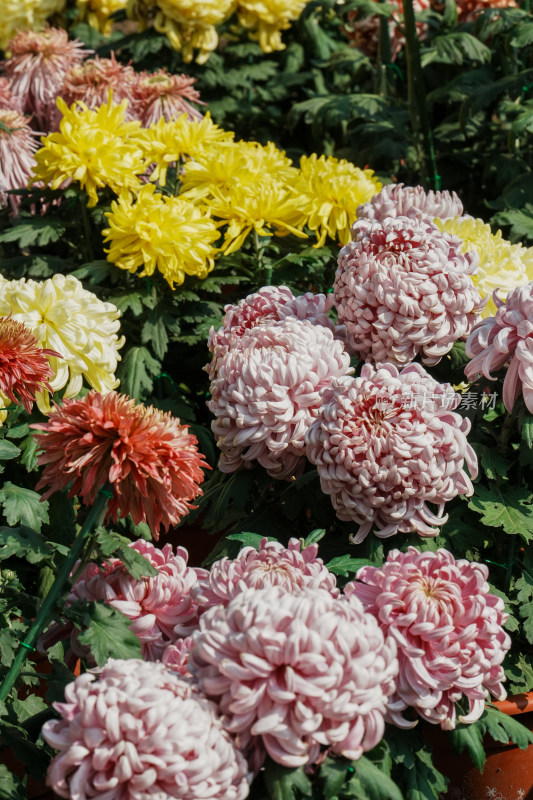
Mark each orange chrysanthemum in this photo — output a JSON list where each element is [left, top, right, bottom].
[[33, 391, 209, 537], [0, 316, 60, 413]]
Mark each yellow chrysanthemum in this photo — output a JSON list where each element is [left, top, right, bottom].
[[237, 0, 309, 52], [75, 0, 128, 34], [103, 184, 220, 288], [435, 216, 530, 316], [295, 154, 382, 248], [207, 181, 307, 254], [0, 274, 124, 413], [180, 139, 298, 201], [153, 0, 236, 62], [133, 113, 234, 186], [0, 0, 66, 50], [31, 97, 145, 207]]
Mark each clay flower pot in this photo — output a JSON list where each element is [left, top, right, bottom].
[[427, 694, 533, 800]]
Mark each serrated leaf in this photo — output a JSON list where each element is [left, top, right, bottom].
[[94, 529, 158, 578], [0, 628, 17, 667], [325, 555, 371, 576], [504, 651, 533, 694], [471, 443, 509, 480], [18, 433, 39, 473], [117, 346, 160, 400], [77, 603, 142, 665], [226, 531, 273, 548], [0, 484, 49, 533], [422, 32, 491, 67], [110, 291, 144, 315], [0, 440, 21, 460], [0, 764, 25, 800], [482, 706, 533, 750], [142, 314, 169, 360], [263, 760, 313, 800], [0, 219, 66, 247], [468, 484, 533, 542], [449, 722, 486, 771], [320, 756, 348, 799], [0, 525, 51, 563], [510, 21, 533, 46], [12, 695, 47, 723], [403, 748, 448, 800], [353, 756, 403, 800]]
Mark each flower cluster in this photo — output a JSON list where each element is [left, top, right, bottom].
[[208, 318, 352, 478], [305, 363, 477, 541], [42, 659, 251, 800], [347, 547, 511, 729], [33, 391, 209, 535], [0, 274, 123, 412]]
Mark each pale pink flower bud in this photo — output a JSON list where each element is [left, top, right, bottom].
[[192, 537, 339, 610], [305, 363, 477, 542], [42, 659, 251, 800], [465, 281, 533, 413], [208, 318, 353, 479], [189, 585, 398, 768], [346, 547, 511, 729], [335, 215, 485, 366]]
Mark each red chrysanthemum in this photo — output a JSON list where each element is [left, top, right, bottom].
[[131, 68, 204, 126], [0, 108, 39, 213], [32, 391, 209, 537], [192, 537, 339, 611], [0, 316, 59, 412], [346, 547, 510, 729], [60, 54, 138, 116], [2, 27, 89, 130]]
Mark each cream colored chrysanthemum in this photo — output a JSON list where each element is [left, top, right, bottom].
[[435, 216, 530, 316], [133, 113, 234, 186], [207, 180, 307, 254], [153, 0, 236, 62], [295, 154, 382, 248], [180, 139, 297, 201], [103, 184, 220, 288], [0, 0, 66, 51], [75, 0, 128, 34], [31, 97, 145, 207], [0, 274, 124, 413], [237, 0, 309, 52]]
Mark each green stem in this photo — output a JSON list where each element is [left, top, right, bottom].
[[254, 230, 271, 287], [378, 6, 392, 96], [504, 536, 517, 594], [0, 488, 111, 702], [80, 200, 95, 262], [402, 0, 440, 190], [499, 411, 516, 450]]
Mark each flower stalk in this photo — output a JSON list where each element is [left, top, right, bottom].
[[0, 487, 111, 702]]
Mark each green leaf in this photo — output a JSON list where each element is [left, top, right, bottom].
[[510, 22, 533, 46], [471, 443, 509, 480], [468, 484, 533, 542], [504, 651, 533, 694], [142, 314, 169, 360], [0, 219, 66, 247], [422, 33, 491, 67], [482, 706, 533, 750], [353, 756, 403, 800], [12, 695, 47, 723], [0, 484, 49, 533], [18, 433, 39, 473], [515, 549, 533, 644], [303, 528, 326, 547], [320, 756, 349, 799], [325, 555, 371, 576], [77, 603, 142, 665], [94, 529, 158, 579], [403, 747, 448, 800], [449, 722, 486, 771], [0, 440, 21, 460], [0, 525, 51, 563], [117, 346, 160, 400], [0, 764, 25, 800], [226, 531, 273, 548], [263, 760, 313, 800]]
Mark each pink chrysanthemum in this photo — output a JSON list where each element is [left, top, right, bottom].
[[207, 285, 337, 378], [346, 547, 510, 729], [32, 391, 209, 537], [131, 68, 204, 125], [305, 363, 477, 542], [356, 183, 464, 224], [335, 215, 485, 366], [60, 55, 137, 116], [42, 659, 251, 800], [465, 282, 533, 413], [0, 316, 60, 413], [0, 77, 23, 111], [208, 318, 352, 479], [192, 537, 339, 611], [2, 27, 89, 130], [162, 636, 194, 677], [189, 586, 398, 768], [67, 541, 207, 660], [0, 108, 39, 213]]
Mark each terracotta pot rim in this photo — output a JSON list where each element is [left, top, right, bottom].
[[491, 691, 533, 716]]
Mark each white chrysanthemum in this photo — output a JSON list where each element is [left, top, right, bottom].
[[0, 274, 124, 412]]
